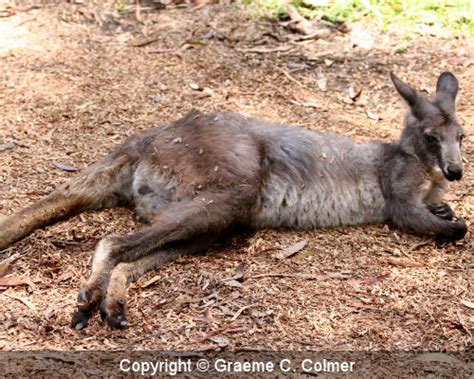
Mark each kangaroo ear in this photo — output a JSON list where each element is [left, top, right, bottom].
[[390, 72, 428, 119], [434, 72, 458, 113]]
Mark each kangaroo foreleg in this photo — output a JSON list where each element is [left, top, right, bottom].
[[390, 202, 466, 240]]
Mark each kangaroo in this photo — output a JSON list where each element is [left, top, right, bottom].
[[0, 72, 467, 330]]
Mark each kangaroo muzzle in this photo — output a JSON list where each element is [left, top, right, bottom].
[[441, 142, 463, 181], [444, 165, 463, 181]]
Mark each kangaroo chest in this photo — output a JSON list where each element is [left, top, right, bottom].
[[419, 167, 448, 205]]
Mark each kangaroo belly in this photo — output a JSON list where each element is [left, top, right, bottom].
[[251, 173, 385, 229], [248, 132, 387, 229]]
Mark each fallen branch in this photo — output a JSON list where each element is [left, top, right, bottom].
[[249, 273, 349, 281]]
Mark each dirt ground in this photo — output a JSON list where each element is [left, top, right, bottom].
[[0, 0, 473, 365]]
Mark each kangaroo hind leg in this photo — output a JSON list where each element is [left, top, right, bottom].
[[71, 189, 249, 330], [99, 237, 215, 329]]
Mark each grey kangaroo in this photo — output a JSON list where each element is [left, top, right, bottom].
[[0, 72, 467, 330]]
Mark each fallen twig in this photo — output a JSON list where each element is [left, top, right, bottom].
[[148, 48, 181, 55], [293, 29, 331, 41], [129, 37, 161, 47], [231, 304, 258, 321], [407, 240, 433, 253], [236, 45, 294, 54], [276, 67, 305, 88], [3, 292, 35, 310], [289, 98, 321, 108]]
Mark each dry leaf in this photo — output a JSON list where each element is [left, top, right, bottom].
[[277, 240, 307, 259], [201, 87, 214, 97], [196, 344, 218, 352], [0, 141, 15, 152], [223, 279, 243, 288], [349, 273, 389, 286], [366, 110, 379, 121], [285, 4, 316, 36], [208, 336, 230, 347], [183, 90, 212, 99], [324, 59, 334, 67], [55, 271, 73, 283], [233, 262, 245, 281], [289, 99, 321, 108], [182, 38, 208, 47], [4, 293, 35, 310], [231, 304, 257, 321], [348, 86, 362, 101], [141, 275, 160, 288], [251, 309, 273, 318], [52, 162, 79, 172], [315, 69, 327, 91], [237, 45, 294, 54], [387, 257, 424, 268], [294, 29, 331, 41], [222, 263, 246, 288], [129, 36, 160, 47], [460, 299, 474, 309], [0, 254, 19, 278], [0, 276, 30, 288]]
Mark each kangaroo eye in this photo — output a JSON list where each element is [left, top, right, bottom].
[[424, 134, 438, 143]]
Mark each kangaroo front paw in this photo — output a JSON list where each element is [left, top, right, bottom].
[[71, 286, 103, 330], [429, 203, 454, 220], [451, 218, 468, 240], [100, 297, 129, 329], [437, 218, 468, 242]]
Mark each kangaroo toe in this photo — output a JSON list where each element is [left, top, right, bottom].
[[430, 204, 454, 221], [100, 297, 129, 329], [71, 286, 103, 330], [71, 310, 90, 330]]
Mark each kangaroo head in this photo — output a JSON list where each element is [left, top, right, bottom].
[[391, 72, 465, 181]]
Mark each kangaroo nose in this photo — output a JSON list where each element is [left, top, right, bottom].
[[446, 166, 463, 181]]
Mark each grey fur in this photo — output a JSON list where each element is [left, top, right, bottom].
[[248, 121, 386, 228]]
